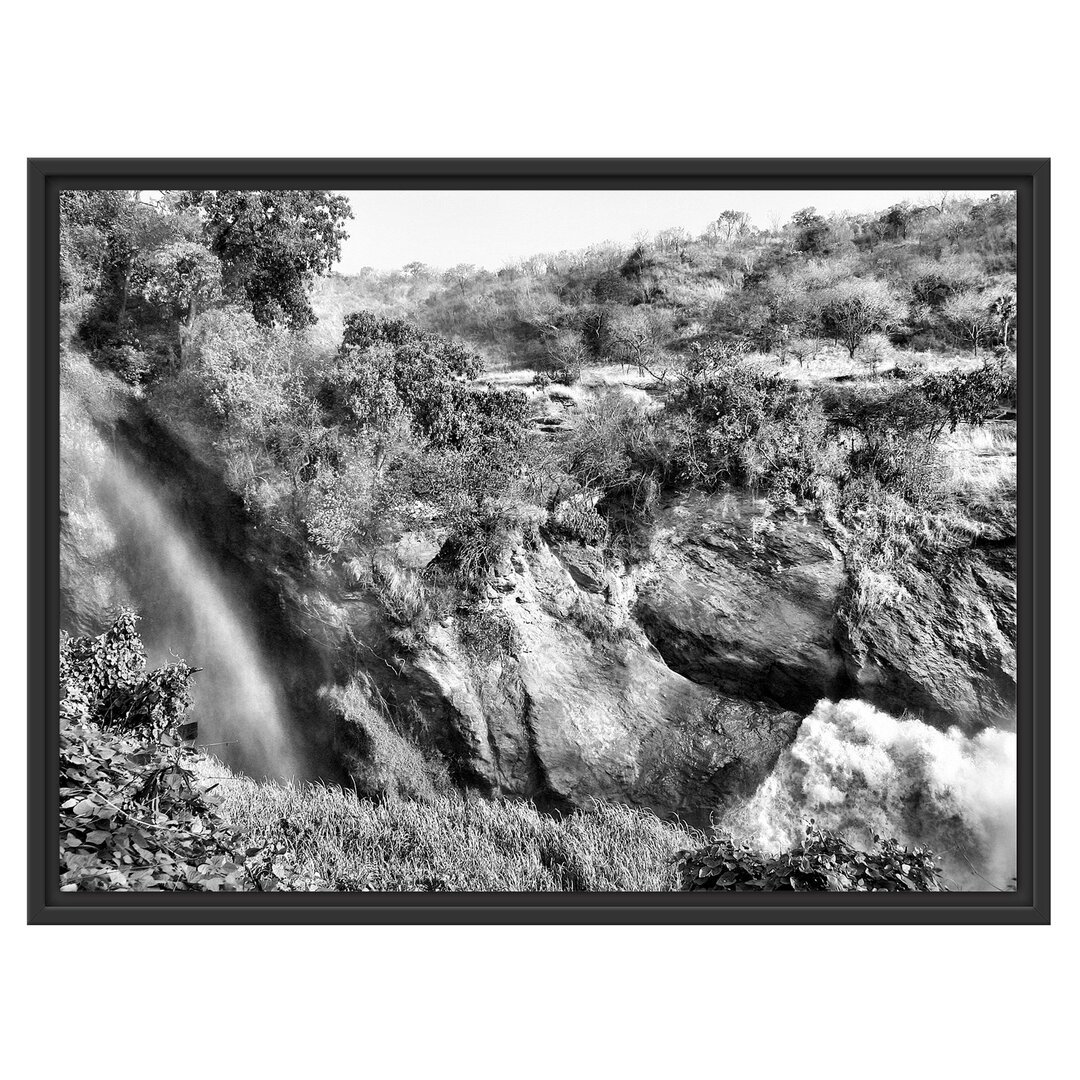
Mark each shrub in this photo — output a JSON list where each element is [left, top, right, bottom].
[[535, 328, 586, 385], [459, 607, 519, 661], [436, 500, 523, 588], [549, 496, 608, 545], [60, 610, 195, 738], [59, 612, 326, 892], [678, 821, 946, 891], [665, 342, 830, 499], [96, 341, 152, 384], [919, 362, 1016, 438], [60, 612, 266, 891]]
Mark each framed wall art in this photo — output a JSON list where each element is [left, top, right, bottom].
[[28, 158, 1050, 923]]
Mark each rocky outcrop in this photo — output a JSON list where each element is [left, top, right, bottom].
[[840, 542, 1017, 733], [629, 492, 1015, 734], [378, 539, 801, 825], [60, 353, 1017, 819], [633, 494, 850, 715]]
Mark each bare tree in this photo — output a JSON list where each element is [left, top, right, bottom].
[[941, 291, 995, 357]]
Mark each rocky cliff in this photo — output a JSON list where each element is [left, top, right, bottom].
[[60, 361, 1017, 823]]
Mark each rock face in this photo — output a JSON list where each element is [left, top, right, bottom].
[[633, 494, 849, 715], [840, 541, 1017, 733], [60, 357, 1017, 819], [379, 540, 802, 826]]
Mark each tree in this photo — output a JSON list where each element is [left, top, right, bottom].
[[620, 244, 663, 303], [940, 291, 995, 356], [654, 226, 691, 257], [181, 190, 353, 328], [537, 328, 587, 384], [821, 279, 905, 358], [609, 307, 674, 378], [142, 241, 223, 353], [713, 209, 751, 243], [326, 312, 485, 448], [791, 207, 830, 255], [444, 264, 477, 299], [879, 202, 914, 240], [990, 290, 1016, 350]]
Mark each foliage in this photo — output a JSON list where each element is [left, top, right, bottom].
[[59, 612, 318, 891], [678, 821, 946, 891], [181, 190, 353, 328], [820, 278, 906, 358], [919, 362, 1016, 437], [666, 342, 832, 499]]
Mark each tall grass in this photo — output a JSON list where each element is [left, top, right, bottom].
[[195, 758, 699, 891]]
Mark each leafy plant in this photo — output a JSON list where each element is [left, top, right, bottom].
[[678, 821, 946, 891], [59, 612, 318, 891]]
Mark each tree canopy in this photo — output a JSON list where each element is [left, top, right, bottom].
[[180, 190, 353, 328]]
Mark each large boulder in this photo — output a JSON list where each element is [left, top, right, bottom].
[[630, 492, 1015, 733], [384, 538, 801, 825], [633, 494, 849, 714]]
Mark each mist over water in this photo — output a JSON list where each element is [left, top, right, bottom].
[[94, 451, 303, 780], [719, 699, 1017, 891]]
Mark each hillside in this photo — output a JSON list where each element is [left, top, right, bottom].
[[57, 189, 1017, 890]]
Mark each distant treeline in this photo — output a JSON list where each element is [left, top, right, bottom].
[[314, 193, 1017, 373]]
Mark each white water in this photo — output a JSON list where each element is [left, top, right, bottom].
[[719, 699, 1017, 891], [96, 452, 303, 780]]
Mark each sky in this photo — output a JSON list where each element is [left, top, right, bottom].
[[333, 188, 1008, 274]]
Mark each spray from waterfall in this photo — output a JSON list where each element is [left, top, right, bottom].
[[94, 450, 304, 781], [719, 699, 1017, 891]]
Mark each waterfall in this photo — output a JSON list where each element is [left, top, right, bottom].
[[718, 698, 1017, 891], [90, 447, 304, 781]]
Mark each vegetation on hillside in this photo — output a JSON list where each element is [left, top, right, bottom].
[[61, 190, 1016, 621]]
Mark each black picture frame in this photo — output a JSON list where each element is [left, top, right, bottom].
[[29, 158, 1051, 924]]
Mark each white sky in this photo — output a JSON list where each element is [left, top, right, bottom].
[[334, 188, 1008, 273]]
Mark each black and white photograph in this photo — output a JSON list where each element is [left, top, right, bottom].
[[52, 180, 1026, 897]]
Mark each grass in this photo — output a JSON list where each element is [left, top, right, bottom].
[[194, 757, 700, 891]]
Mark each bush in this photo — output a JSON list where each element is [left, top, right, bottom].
[[59, 611, 323, 892], [665, 342, 831, 500], [678, 821, 946, 891], [919, 362, 1016, 437], [60, 613, 237, 890], [96, 341, 152, 384], [459, 607, 519, 661]]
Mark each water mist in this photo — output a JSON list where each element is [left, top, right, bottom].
[[92, 448, 304, 781], [719, 698, 1017, 891]]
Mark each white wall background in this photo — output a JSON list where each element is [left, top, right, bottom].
[[2, 3, 1071, 1076]]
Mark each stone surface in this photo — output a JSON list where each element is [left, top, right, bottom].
[[841, 543, 1017, 732], [60, 359, 1018, 819], [633, 494, 849, 715], [386, 538, 801, 824]]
